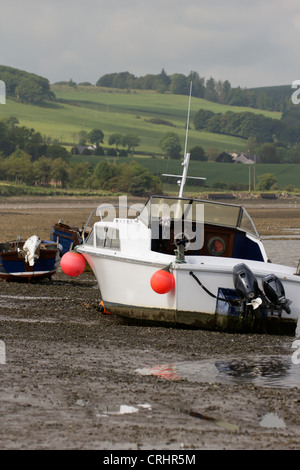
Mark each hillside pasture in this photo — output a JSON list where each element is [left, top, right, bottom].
[[0, 86, 281, 156]]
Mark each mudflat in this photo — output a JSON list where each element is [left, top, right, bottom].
[[1, 197, 300, 450]]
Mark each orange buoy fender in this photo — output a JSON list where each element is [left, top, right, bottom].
[[150, 269, 175, 294], [60, 251, 86, 277]]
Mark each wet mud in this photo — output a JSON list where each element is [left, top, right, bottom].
[[1, 197, 300, 450]]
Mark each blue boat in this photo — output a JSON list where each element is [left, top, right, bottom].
[[0, 236, 61, 282], [50, 221, 85, 254]]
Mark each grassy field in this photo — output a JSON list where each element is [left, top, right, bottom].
[[1, 85, 299, 192], [0, 85, 281, 156]]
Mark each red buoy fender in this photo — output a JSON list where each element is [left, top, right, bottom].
[[60, 251, 86, 277], [150, 269, 175, 294]]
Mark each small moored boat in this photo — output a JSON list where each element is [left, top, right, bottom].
[[50, 220, 91, 254], [0, 235, 61, 282]]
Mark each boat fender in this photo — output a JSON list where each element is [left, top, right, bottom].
[[150, 267, 175, 294], [60, 251, 86, 277]]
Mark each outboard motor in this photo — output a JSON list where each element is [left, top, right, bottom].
[[233, 263, 262, 310], [262, 274, 291, 314]]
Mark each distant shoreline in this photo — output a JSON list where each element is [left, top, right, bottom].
[[0, 194, 299, 210]]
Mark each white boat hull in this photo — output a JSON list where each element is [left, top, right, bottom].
[[81, 248, 300, 334], [75, 192, 300, 335]]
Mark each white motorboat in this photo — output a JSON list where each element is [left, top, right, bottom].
[[73, 85, 300, 335], [74, 155, 300, 334]]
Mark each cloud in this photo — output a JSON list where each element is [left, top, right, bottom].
[[1, 0, 300, 88]]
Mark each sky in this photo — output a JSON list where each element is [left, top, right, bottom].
[[1, 0, 300, 89]]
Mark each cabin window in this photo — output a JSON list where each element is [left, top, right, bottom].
[[207, 236, 226, 256], [95, 226, 120, 250]]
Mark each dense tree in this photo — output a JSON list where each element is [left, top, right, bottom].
[[256, 173, 278, 190], [170, 74, 189, 95], [123, 133, 140, 156], [115, 161, 162, 196], [259, 143, 280, 163], [45, 144, 70, 161], [6, 150, 33, 185], [93, 161, 117, 189], [109, 133, 124, 149], [51, 158, 69, 187], [155, 68, 171, 93], [91, 160, 161, 195], [93, 69, 291, 111], [68, 162, 92, 188], [194, 109, 287, 144], [33, 156, 52, 185], [159, 132, 182, 159], [194, 109, 215, 130], [96, 72, 136, 89], [189, 146, 207, 161], [17, 77, 53, 104], [216, 80, 231, 104], [0, 65, 55, 104], [187, 71, 205, 98], [205, 77, 218, 102], [89, 129, 104, 147], [285, 144, 300, 163]]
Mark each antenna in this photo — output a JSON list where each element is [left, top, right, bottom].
[[162, 81, 206, 197], [183, 81, 192, 161]]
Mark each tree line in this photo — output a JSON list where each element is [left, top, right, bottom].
[[0, 65, 54, 104], [193, 107, 300, 162], [95, 70, 290, 112], [0, 117, 160, 195], [0, 64, 292, 112]]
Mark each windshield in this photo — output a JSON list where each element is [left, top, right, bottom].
[[138, 196, 258, 237]]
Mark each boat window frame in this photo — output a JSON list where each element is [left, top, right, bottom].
[[83, 224, 121, 250], [137, 195, 259, 238], [95, 225, 120, 250]]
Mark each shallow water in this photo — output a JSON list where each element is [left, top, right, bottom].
[[136, 353, 300, 389], [263, 239, 300, 266]]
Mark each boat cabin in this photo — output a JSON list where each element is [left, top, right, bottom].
[[84, 196, 268, 264], [139, 196, 267, 262]]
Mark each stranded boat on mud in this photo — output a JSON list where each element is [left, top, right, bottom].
[[67, 86, 300, 335], [0, 235, 61, 282], [73, 153, 300, 335], [50, 220, 88, 254]]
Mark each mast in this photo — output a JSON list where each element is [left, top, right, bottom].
[[183, 81, 192, 162], [178, 82, 193, 198], [162, 81, 206, 197]]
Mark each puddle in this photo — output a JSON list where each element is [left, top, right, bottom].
[[136, 355, 300, 389]]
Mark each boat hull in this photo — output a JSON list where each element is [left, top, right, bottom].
[[0, 247, 60, 282], [50, 223, 82, 254], [104, 301, 297, 335], [79, 249, 300, 335]]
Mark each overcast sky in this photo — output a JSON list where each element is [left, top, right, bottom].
[[1, 0, 300, 88]]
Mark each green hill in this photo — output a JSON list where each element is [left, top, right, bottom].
[[0, 84, 281, 155]]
